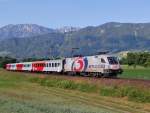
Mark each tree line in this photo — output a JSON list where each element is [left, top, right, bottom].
[[120, 52, 150, 67], [0, 57, 17, 68]]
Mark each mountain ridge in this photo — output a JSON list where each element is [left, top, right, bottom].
[[0, 24, 81, 39], [0, 22, 150, 58]]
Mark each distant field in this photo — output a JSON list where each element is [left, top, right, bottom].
[[0, 69, 150, 113], [119, 65, 150, 80]]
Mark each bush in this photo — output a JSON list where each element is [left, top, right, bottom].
[[127, 88, 150, 102], [99, 86, 124, 97], [57, 80, 77, 89]]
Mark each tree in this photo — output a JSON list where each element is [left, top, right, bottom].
[[0, 57, 16, 68]]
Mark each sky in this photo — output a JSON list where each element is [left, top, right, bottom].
[[0, 0, 150, 28]]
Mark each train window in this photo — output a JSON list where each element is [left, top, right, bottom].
[[55, 63, 57, 67], [101, 58, 106, 63], [52, 63, 54, 67], [49, 63, 51, 67]]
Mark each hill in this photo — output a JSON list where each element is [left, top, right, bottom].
[[0, 22, 150, 58]]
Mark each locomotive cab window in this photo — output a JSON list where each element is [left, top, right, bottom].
[[101, 58, 106, 63], [107, 57, 118, 64]]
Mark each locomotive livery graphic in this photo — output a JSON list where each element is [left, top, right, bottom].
[[71, 57, 88, 72], [6, 54, 123, 77]]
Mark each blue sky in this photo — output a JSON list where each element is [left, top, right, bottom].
[[0, 0, 150, 28]]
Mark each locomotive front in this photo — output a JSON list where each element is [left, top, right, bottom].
[[103, 56, 123, 76]]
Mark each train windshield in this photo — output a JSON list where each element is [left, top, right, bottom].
[[107, 57, 118, 64]]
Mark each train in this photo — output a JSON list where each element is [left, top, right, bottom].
[[6, 54, 123, 77]]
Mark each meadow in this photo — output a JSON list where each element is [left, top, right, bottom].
[[119, 65, 150, 80], [0, 69, 149, 113]]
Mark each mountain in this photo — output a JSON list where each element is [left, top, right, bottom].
[[0, 24, 55, 39], [0, 33, 64, 58], [59, 22, 150, 56], [0, 22, 150, 58], [56, 26, 80, 33]]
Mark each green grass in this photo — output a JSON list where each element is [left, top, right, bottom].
[[119, 65, 150, 80], [29, 77, 98, 93], [0, 69, 150, 113], [29, 75, 150, 103], [99, 86, 150, 103]]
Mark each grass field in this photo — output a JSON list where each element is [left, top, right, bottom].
[[0, 69, 150, 113], [119, 65, 150, 80]]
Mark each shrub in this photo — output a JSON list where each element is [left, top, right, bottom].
[[127, 88, 150, 102], [57, 80, 77, 89], [99, 86, 119, 97]]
